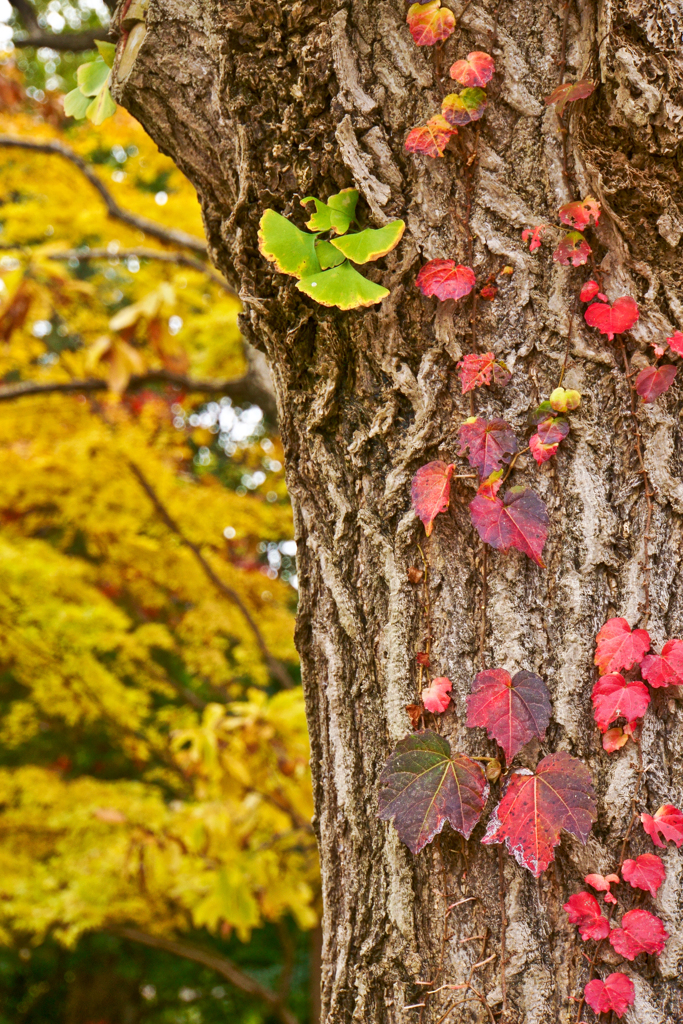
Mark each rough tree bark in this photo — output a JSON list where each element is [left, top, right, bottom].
[[112, 0, 683, 1020]]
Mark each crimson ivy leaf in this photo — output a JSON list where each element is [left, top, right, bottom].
[[458, 417, 517, 479], [584, 296, 639, 340], [470, 483, 549, 566], [482, 751, 597, 876], [590, 673, 650, 732], [635, 364, 677, 403], [378, 730, 488, 853], [458, 352, 495, 393], [667, 330, 683, 356], [580, 280, 600, 302], [584, 974, 635, 1019], [563, 891, 611, 940], [594, 617, 650, 674], [641, 804, 683, 848], [415, 259, 475, 301], [609, 908, 669, 960], [466, 668, 551, 763], [411, 460, 453, 536], [641, 638, 683, 687], [622, 853, 666, 897]]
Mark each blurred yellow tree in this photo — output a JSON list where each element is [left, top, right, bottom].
[[0, 54, 316, 1024]]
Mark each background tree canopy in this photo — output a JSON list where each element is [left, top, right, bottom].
[[0, 4, 319, 1022]]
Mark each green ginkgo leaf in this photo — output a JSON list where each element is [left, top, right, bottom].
[[258, 210, 321, 279], [330, 220, 405, 264], [77, 58, 111, 97], [301, 189, 359, 235], [327, 188, 359, 222], [63, 87, 91, 119], [297, 261, 389, 309], [315, 240, 346, 270], [86, 85, 117, 126], [95, 40, 117, 68]]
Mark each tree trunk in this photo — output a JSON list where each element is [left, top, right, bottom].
[[113, 1, 683, 1021]]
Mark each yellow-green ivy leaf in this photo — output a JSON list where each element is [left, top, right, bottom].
[[330, 220, 405, 264], [297, 260, 389, 309]]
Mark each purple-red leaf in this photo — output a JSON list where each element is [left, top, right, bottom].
[[441, 87, 487, 126], [416, 259, 475, 301], [609, 909, 669, 960], [466, 668, 551, 763], [563, 891, 611, 940], [584, 296, 639, 341], [553, 232, 591, 267], [529, 416, 569, 465], [641, 638, 683, 688], [635, 364, 677, 403], [622, 854, 666, 897], [483, 751, 597, 876], [591, 673, 650, 733], [594, 617, 650, 674], [449, 51, 495, 88], [411, 460, 453, 536], [422, 676, 452, 713], [405, 115, 457, 158], [470, 484, 549, 567], [406, 0, 455, 45], [378, 729, 488, 853], [641, 804, 683, 848], [584, 974, 635, 1019], [458, 417, 518, 479]]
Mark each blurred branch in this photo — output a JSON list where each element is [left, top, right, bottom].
[[127, 460, 294, 692], [9, 1, 117, 50], [45, 247, 237, 296], [0, 369, 277, 420], [0, 137, 206, 253], [109, 926, 300, 1024]]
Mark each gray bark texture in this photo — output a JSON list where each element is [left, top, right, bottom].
[[112, 0, 683, 1020]]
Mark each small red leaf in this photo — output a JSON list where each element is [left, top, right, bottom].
[[591, 673, 650, 733], [622, 854, 666, 897], [422, 676, 452, 713], [584, 974, 635, 1019], [411, 461, 454, 536], [558, 196, 601, 230], [608, 908, 669, 960], [667, 330, 683, 356], [449, 51, 495, 87], [563, 892, 611, 940], [416, 260, 475, 301], [602, 726, 629, 753], [585, 872, 620, 894], [405, 115, 457, 158], [416, 652, 431, 666], [479, 283, 497, 300], [470, 484, 549, 566], [594, 617, 650, 674], [580, 280, 600, 302], [458, 417, 518, 478], [466, 668, 551, 763], [458, 352, 495, 393], [441, 87, 487, 127], [544, 79, 595, 116], [529, 416, 569, 465], [378, 730, 488, 853], [584, 296, 639, 341], [522, 225, 546, 252], [641, 638, 683, 688], [483, 752, 597, 876], [406, 0, 455, 45], [641, 804, 683, 848], [553, 232, 591, 267], [635, 364, 677, 403]]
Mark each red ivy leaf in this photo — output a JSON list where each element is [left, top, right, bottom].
[[470, 484, 549, 566], [563, 891, 611, 940], [553, 231, 591, 267], [544, 79, 595, 117], [466, 668, 551, 763], [441, 87, 487, 126], [641, 804, 683, 848], [609, 908, 669, 960], [378, 730, 488, 853], [411, 460, 453, 536], [591, 673, 650, 733], [406, 0, 455, 45], [667, 330, 683, 356], [558, 196, 601, 230], [405, 115, 457, 158], [458, 417, 518, 478], [483, 752, 597, 876], [422, 676, 452, 713], [458, 352, 495, 393], [602, 726, 629, 753], [522, 225, 546, 252], [529, 416, 569, 465], [585, 872, 620, 894], [584, 974, 635, 1019], [635, 364, 677, 403], [580, 280, 600, 302], [416, 260, 475, 301], [641, 638, 683, 688], [449, 51, 495, 88], [622, 853, 666, 897], [594, 617, 650, 674], [584, 296, 639, 341], [480, 283, 497, 300]]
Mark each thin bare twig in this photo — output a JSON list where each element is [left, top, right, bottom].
[[498, 846, 507, 1015], [44, 247, 236, 296]]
